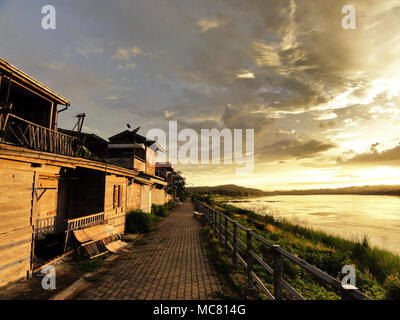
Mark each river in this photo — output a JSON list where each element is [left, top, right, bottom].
[[225, 195, 400, 254]]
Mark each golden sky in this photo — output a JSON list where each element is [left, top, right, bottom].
[[1, 0, 399, 190]]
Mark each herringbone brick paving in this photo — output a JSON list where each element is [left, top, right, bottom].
[[76, 201, 226, 300]]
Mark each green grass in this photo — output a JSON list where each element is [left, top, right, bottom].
[[195, 194, 400, 300], [199, 222, 247, 299], [72, 255, 108, 273]]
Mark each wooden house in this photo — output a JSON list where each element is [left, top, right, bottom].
[[0, 56, 173, 288], [0, 58, 139, 287], [104, 130, 170, 212]]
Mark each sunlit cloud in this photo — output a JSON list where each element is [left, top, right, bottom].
[[1, 0, 399, 189], [236, 70, 255, 79], [112, 46, 142, 61], [196, 17, 226, 32]]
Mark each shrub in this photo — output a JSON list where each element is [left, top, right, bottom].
[[152, 204, 168, 217], [384, 273, 400, 300], [165, 200, 176, 210], [125, 210, 154, 234]]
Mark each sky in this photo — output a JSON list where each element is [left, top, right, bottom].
[[0, 0, 400, 190]]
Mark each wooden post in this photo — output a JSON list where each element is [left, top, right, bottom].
[[224, 216, 228, 251], [232, 222, 238, 268], [246, 229, 254, 292], [219, 212, 223, 246], [63, 230, 70, 254], [213, 210, 217, 232], [273, 245, 283, 300], [29, 172, 39, 276]]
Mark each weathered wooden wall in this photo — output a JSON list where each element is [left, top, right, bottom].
[[104, 174, 127, 233], [151, 188, 166, 205], [0, 148, 169, 288], [133, 158, 145, 173], [106, 157, 134, 170], [35, 172, 59, 234], [126, 181, 141, 211], [140, 184, 152, 213], [0, 163, 34, 287]]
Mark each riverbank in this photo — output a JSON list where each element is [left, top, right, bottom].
[[223, 194, 400, 254], [193, 194, 400, 300]]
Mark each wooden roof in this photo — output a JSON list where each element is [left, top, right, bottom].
[[108, 130, 156, 147], [0, 57, 70, 106], [0, 142, 138, 178]]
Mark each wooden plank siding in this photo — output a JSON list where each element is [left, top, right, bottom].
[[0, 167, 34, 287], [127, 182, 141, 211], [140, 185, 152, 213], [104, 175, 128, 234], [35, 173, 59, 234], [151, 187, 166, 205], [0, 141, 170, 288]]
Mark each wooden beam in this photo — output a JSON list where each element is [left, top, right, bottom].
[[49, 102, 54, 130]]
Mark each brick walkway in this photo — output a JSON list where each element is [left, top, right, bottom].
[[76, 201, 227, 300]]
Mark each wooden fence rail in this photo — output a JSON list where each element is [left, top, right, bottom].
[[36, 216, 57, 235], [63, 212, 106, 254], [1, 113, 78, 157], [193, 199, 372, 300]]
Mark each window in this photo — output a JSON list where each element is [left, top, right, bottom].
[[113, 185, 117, 209], [113, 185, 122, 209], [118, 185, 122, 208]]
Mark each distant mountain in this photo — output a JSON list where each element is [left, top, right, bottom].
[[268, 185, 400, 196], [188, 184, 400, 197], [188, 184, 267, 196]]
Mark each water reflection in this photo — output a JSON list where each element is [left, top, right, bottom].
[[226, 195, 400, 254]]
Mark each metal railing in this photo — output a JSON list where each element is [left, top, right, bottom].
[[2, 113, 78, 156], [194, 199, 372, 300]]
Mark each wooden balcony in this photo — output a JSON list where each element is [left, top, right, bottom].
[[134, 156, 146, 172], [0, 113, 79, 157]]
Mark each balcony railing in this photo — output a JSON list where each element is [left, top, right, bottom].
[[1, 113, 79, 157]]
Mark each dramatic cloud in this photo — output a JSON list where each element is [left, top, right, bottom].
[[196, 17, 227, 32], [0, 0, 399, 188], [339, 143, 400, 166], [259, 139, 337, 161]]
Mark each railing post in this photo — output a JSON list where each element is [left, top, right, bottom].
[[273, 245, 283, 300], [212, 209, 216, 231], [224, 216, 228, 251], [232, 222, 238, 268], [219, 212, 222, 246], [246, 229, 254, 292], [214, 210, 217, 233]]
